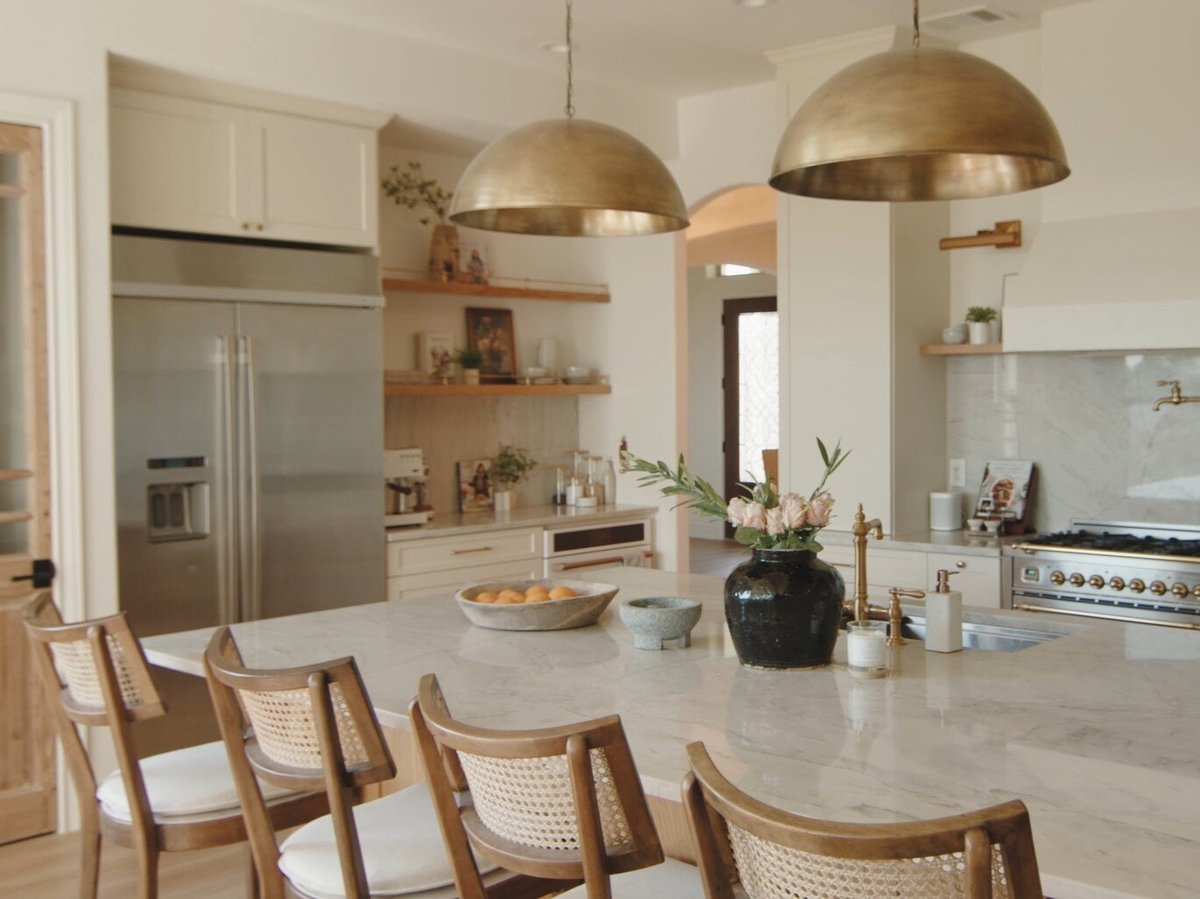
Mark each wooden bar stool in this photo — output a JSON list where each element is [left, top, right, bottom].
[[21, 594, 326, 899], [204, 628, 537, 899], [412, 672, 701, 898], [682, 741, 1044, 899]]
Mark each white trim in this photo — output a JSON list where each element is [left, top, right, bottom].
[[112, 280, 384, 309], [0, 90, 84, 833]]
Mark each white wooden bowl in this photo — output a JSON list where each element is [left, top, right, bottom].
[[455, 579, 619, 631]]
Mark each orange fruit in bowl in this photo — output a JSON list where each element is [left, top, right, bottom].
[[473, 591, 499, 604], [498, 589, 526, 604], [526, 592, 552, 603], [548, 586, 578, 601]]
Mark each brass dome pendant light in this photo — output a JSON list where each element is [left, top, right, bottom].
[[769, 0, 1070, 201], [448, 0, 688, 236]]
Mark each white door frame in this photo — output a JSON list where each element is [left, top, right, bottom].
[[0, 90, 85, 831]]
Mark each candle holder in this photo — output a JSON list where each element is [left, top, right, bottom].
[[846, 620, 888, 678]]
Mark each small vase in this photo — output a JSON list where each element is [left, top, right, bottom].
[[462, 368, 480, 386], [968, 321, 992, 345], [493, 490, 513, 513], [428, 224, 460, 281], [724, 548, 845, 670]]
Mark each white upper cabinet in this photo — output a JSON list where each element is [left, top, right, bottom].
[[111, 89, 378, 249]]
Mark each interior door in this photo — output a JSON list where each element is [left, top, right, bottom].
[[722, 296, 779, 536], [0, 122, 56, 843]]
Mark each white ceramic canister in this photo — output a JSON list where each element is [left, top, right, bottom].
[[929, 492, 963, 531]]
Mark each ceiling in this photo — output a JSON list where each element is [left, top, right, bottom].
[[238, 0, 1088, 97]]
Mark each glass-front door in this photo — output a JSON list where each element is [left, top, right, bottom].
[[723, 296, 779, 532]]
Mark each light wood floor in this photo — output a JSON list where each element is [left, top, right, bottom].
[[688, 538, 746, 578], [0, 831, 251, 897]]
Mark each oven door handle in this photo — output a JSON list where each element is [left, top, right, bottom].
[[1014, 602, 1200, 630]]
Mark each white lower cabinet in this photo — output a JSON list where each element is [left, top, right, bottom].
[[821, 544, 1002, 609], [386, 527, 542, 600], [387, 558, 543, 601], [925, 553, 1002, 609]]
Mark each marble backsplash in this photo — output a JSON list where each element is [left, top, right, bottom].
[[947, 350, 1200, 533]]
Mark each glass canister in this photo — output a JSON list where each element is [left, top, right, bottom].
[[552, 465, 567, 505], [602, 457, 617, 506], [586, 455, 605, 505]]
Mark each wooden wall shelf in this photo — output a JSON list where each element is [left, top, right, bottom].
[[385, 382, 611, 398], [382, 277, 610, 304], [920, 343, 1004, 356]]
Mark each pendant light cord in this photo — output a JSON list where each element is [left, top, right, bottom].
[[912, 0, 921, 48], [565, 0, 575, 118]]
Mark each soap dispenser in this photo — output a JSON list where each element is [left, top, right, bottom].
[[926, 569, 963, 653]]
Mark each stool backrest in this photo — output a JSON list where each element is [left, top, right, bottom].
[[204, 626, 395, 899], [683, 741, 1043, 899], [411, 673, 663, 899]]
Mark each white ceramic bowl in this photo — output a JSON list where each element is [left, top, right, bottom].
[[563, 365, 591, 381], [455, 579, 619, 631], [521, 366, 548, 378]]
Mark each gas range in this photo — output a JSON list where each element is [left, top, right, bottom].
[[1008, 520, 1200, 630]]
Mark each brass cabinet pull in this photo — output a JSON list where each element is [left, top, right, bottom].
[[451, 546, 493, 555]]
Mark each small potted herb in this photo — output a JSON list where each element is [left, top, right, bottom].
[[490, 445, 537, 513], [458, 348, 483, 385], [965, 306, 998, 345]]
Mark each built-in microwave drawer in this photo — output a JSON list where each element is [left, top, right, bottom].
[[544, 518, 653, 558]]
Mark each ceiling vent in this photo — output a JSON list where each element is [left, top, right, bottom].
[[921, 5, 1017, 34]]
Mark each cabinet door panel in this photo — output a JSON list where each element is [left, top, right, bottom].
[[388, 558, 544, 601], [260, 113, 376, 247], [387, 528, 541, 576], [926, 553, 1001, 608], [110, 90, 258, 236]]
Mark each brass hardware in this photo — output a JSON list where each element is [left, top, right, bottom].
[[1152, 380, 1200, 411], [1109, 577, 1126, 591], [1088, 575, 1105, 589], [241, 222, 250, 231], [1194, 585, 1200, 600], [1069, 573, 1085, 587], [939, 220, 1022, 251], [934, 569, 958, 592], [255, 223, 264, 232], [848, 504, 884, 623], [1129, 578, 1146, 594], [1150, 581, 1167, 596], [1015, 603, 1200, 630], [451, 546, 493, 555], [448, 0, 687, 236], [1013, 542, 1199, 565], [769, 0, 1068, 202], [1049, 571, 1066, 585], [955, 560, 967, 569], [1171, 583, 1189, 599], [887, 588, 924, 646], [559, 555, 624, 571]]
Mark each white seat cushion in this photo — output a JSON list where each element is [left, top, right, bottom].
[[557, 859, 704, 898], [279, 782, 497, 899], [97, 740, 297, 824]]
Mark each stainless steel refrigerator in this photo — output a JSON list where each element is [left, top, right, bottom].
[[113, 235, 385, 637]]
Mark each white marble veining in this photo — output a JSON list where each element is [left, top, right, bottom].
[[386, 503, 657, 542], [143, 569, 1200, 899], [947, 350, 1200, 532]]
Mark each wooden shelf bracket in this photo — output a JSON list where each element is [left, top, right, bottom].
[[939, 220, 1022, 251]]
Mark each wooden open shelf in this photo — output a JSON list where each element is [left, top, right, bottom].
[[384, 382, 611, 398], [382, 277, 610, 304], [920, 343, 1004, 356]]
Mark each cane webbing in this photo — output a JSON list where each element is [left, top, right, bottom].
[[458, 747, 633, 852], [50, 636, 146, 710], [237, 683, 368, 770], [728, 821, 1010, 898]]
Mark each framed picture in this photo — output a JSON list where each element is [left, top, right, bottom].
[[974, 460, 1037, 534], [457, 459, 494, 513], [458, 240, 489, 285], [416, 331, 455, 376], [465, 307, 516, 381]]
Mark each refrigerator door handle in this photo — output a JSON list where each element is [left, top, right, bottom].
[[238, 335, 262, 621], [218, 335, 238, 625]]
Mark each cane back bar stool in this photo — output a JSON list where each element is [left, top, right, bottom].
[[682, 741, 1044, 899], [204, 627, 536, 899], [411, 672, 702, 899], [21, 594, 326, 899]]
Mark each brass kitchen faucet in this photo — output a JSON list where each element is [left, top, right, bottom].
[[1152, 380, 1200, 411]]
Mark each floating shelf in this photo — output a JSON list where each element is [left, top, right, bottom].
[[381, 277, 610, 304], [384, 382, 611, 398], [920, 343, 1004, 356]]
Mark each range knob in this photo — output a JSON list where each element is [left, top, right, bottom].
[[1069, 573, 1085, 587], [1109, 577, 1126, 591], [1195, 585, 1200, 600], [1150, 581, 1167, 596], [1088, 575, 1105, 588], [1129, 578, 1146, 593], [1049, 570, 1066, 585], [1171, 583, 1189, 598]]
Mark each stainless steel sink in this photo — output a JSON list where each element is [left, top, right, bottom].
[[901, 617, 1064, 652]]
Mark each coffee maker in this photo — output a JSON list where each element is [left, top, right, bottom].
[[384, 448, 432, 527]]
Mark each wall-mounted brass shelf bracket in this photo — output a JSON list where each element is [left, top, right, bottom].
[[939, 220, 1022, 251]]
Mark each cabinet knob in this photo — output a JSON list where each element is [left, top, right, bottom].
[[255, 223, 264, 232], [955, 560, 967, 569], [241, 222, 250, 231]]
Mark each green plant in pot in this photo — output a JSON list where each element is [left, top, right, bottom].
[[623, 438, 851, 670], [381, 160, 458, 281], [458, 348, 483, 385], [966, 305, 999, 345], [490, 444, 537, 513]]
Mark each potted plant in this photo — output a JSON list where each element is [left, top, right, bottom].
[[489, 444, 538, 512], [965, 306, 998, 345], [381, 161, 458, 281], [457, 348, 483, 385], [623, 438, 851, 670]]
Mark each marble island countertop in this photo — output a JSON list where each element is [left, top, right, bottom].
[[143, 569, 1200, 899], [385, 503, 657, 542]]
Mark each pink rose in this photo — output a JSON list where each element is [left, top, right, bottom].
[[765, 507, 785, 537], [726, 497, 751, 528], [742, 501, 768, 531], [808, 491, 835, 527], [778, 493, 809, 530]]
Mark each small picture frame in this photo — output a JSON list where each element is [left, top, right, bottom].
[[465, 307, 516, 381], [416, 331, 455, 376], [974, 460, 1036, 534], [457, 459, 494, 513], [458, 241, 489, 285]]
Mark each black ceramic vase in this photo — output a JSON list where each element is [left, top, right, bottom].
[[724, 548, 845, 670]]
